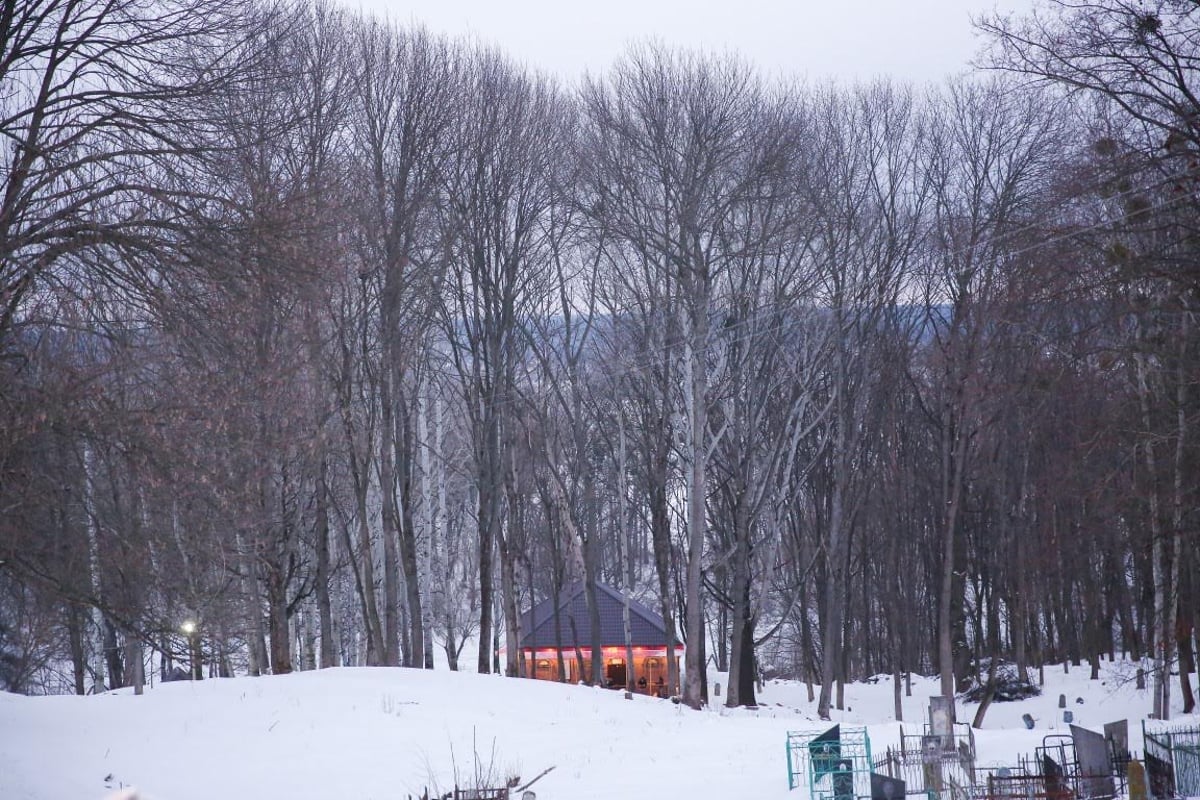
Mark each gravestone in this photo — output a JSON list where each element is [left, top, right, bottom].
[[1059, 694, 1067, 709], [714, 682, 721, 697], [871, 772, 905, 800], [1104, 720, 1130, 777], [833, 759, 855, 800], [1022, 713, 1035, 730], [810, 724, 842, 778], [929, 696, 954, 749], [1127, 760, 1147, 800], [1071, 724, 1116, 799], [1064, 710, 1074, 724]]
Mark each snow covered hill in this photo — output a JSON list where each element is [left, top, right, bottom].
[[0, 660, 1192, 800]]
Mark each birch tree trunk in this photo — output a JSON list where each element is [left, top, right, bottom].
[[682, 312, 709, 709]]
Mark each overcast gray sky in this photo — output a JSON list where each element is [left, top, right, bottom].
[[336, 0, 1038, 83]]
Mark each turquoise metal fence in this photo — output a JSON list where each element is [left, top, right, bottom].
[[787, 725, 874, 798]]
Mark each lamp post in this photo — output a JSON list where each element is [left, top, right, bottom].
[[181, 620, 202, 681]]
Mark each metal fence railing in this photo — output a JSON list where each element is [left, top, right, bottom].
[[1144, 722, 1200, 799], [872, 721, 978, 799], [787, 725, 874, 799]]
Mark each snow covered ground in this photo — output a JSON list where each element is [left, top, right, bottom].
[[1, 659, 1193, 800]]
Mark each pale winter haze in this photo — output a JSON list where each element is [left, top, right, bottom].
[[335, 0, 1038, 81]]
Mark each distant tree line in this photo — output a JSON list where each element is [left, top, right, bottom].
[[1, 0, 1196, 724]]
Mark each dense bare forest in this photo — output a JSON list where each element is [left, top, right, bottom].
[[1, 0, 1197, 725]]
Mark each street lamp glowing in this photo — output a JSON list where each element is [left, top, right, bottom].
[[181, 620, 201, 681]]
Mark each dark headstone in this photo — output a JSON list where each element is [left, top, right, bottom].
[[1071, 724, 1116, 799], [1022, 713, 1035, 730], [1059, 694, 1067, 708], [871, 772, 905, 800], [1076, 697, 1085, 704], [810, 725, 842, 778], [1064, 710, 1074, 724], [833, 759, 855, 800], [1105, 720, 1130, 777]]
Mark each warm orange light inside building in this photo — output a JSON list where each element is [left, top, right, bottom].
[[515, 582, 684, 696], [520, 645, 683, 696]]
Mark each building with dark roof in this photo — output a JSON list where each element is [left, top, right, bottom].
[[517, 582, 683, 695]]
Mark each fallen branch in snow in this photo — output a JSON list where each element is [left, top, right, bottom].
[[516, 766, 555, 793]]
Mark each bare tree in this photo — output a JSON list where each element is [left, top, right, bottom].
[[798, 82, 929, 720], [915, 77, 1067, 719], [436, 49, 563, 675], [580, 45, 797, 708], [0, 0, 257, 344], [980, 0, 1200, 721], [347, 20, 461, 668]]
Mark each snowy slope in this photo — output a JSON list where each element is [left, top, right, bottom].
[[0, 659, 1193, 800]]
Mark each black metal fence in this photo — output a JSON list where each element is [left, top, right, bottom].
[[1144, 723, 1200, 799], [407, 787, 511, 800], [873, 723, 978, 799]]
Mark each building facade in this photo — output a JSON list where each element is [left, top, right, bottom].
[[518, 582, 683, 696]]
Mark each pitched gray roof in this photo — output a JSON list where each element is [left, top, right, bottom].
[[518, 582, 679, 649]]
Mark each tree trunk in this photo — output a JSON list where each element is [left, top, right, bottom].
[[894, 670, 903, 721], [342, 494, 381, 665], [727, 498, 755, 708], [648, 439, 680, 697], [265, 561, 291, 674], [498, 528, 521, 678], [314, 458, 336, 669], [818, 446, 850, 720], [124, 635, 144, 695], [938, 407, 970, 722], [683, 315, 708, 710], [379, 388, 402, 667], [1136, 352, 1170, 719], [583, 475, 604, 688], [234, 529, 268, 677], [82, 444, 108, 691], [477, 414, 501, 674], [617, 414, 635, 693], [67, 605, 86, 695], [733, 588, 757, 707], [419, 393, 437, 670], [103, 619, 123, 690]]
